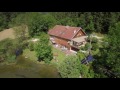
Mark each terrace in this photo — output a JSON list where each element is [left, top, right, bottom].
[[70, 36, 88, 49]]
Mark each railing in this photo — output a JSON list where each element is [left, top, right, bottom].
[[69, 41, 84, 49]]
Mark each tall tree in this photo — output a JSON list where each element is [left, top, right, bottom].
[[35, 32, 53, 63], [58, 55, 94, 78], [28, 13, 56, 37], [92, 22, 120, 78], [0, 13, 7, 31]]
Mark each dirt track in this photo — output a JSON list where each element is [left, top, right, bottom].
[[0, 28, 15, 41]]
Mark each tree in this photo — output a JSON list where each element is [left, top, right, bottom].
[[13, 24, 29, 50], [91, 43, 99, 51], [58, 17, 76, 26], [13, 25, 29, 42], [58, 55, 94, 78], [28, 13, 56, 37], [78, 14, 86, 28], [0, 38, 18, 63], [9, 12, 29, 27], [0, 13, 7, 31], [35, 32, 53, 63], [92, 37, 98, 43], [84, 43, 91, 51], [28, 42, 34, 51], [58, 55, 80, 78], [92, 22, 120, 78], [85, 13, 95, 32]]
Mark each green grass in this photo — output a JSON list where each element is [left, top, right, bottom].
[[0, 56, 60, 78], [23, 46, 66, 68], [23, 49, 38, 61], [22, 47, 66, 65], [51, 46, 66, 66]]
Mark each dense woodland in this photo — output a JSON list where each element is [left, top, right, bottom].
[[0, 12, 120, 78]]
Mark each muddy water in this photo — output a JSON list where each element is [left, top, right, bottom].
[[0, 56, 60, 78]]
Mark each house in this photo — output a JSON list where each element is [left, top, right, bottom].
[[48, 25, 87, 51]]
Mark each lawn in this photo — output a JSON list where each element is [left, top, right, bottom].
[[0, 55, 60, 78], [51, 46, 66, 66], [22, 49, 38, 61], [22, 46, 66, 67]]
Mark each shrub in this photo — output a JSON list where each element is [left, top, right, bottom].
[[86, 36, 91, 42], [80, 46, 85, 50], [6, 55, 16, 63], [92, 37, 98, 43], [28, 42, 34, 51], [84, 43, 91, 50], [92, 43, 99, 51]]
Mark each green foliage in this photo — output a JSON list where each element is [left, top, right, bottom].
[[0, 12, 23, 30], [28, 13, 56, 37], [59, 17, 77, 26], [87, 36, 98, 43], [86, 36, 91, 42], [0, 13, 7, 31], [1, 12, 120, 34], [6, 55, 16, 63], [9, 12, 29, 27], [85, 15, 95, 32], [13, 25, 29, 50], [28, 42, 34, 51], [35, 32, 53, 64], [58, 55, 80, 78], [78, 14, 86, 28], [80, 46, 85, 51], [77, 51, 85, 60], [58, 55, 94, 78], [92, 22, 120, 78], [79, 64, 94, 78], [92, 43, 99, 51], [84, 43, 91, 50], [92, 37, 98, 43], [13, 25, 29, 42], [0, 38, 18, 63], [1, 12, 120, 77]]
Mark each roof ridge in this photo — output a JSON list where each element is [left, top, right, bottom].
[[48, 25, 85, 40]]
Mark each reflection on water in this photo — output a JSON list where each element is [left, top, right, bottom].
[[0, 55, 60, 78]]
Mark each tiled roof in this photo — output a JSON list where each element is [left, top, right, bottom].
[[48, 25, 83, 40]]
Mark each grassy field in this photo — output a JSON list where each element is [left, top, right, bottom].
[[23, 49, 38, 61], [23, 47, 66, 66], [51, 46, 66, 66], [0, 55, 60, 78]]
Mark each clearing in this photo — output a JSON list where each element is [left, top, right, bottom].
[[0, 28, 15, 41]]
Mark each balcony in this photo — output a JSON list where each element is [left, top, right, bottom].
[[70, 36, 87, 49], [70, 41, 84, 49]]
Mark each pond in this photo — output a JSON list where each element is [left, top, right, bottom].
[[0, 55, 61, 78]]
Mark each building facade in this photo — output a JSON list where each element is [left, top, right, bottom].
[[48, 25, 87, 51]]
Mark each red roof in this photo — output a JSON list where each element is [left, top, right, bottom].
[[48, 25, 84, 40]]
